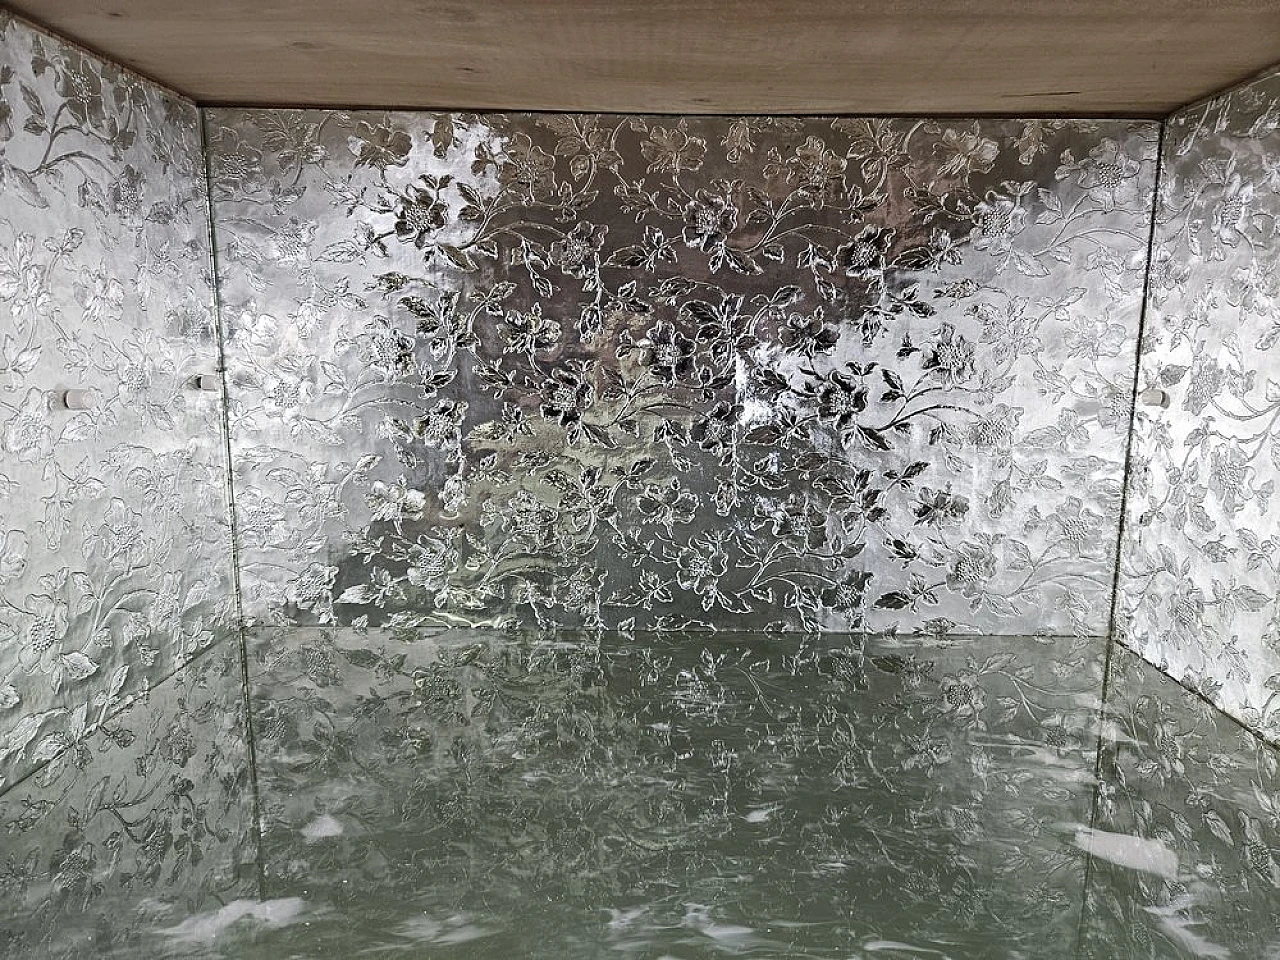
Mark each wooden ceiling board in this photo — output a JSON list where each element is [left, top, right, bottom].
[[5, 0, 1280, 115]]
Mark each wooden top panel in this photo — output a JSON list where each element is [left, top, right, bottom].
[[7, 0, 1280, 115]]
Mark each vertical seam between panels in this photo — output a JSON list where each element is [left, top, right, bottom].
[[199, 107, 268, 899], [1075, 118, 1167, 960]]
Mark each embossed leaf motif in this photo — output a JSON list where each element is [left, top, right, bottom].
[[0, 16, 235, 789], [58, 651, 98, 682], [0, 529, 29, 583], [0, 335, 41, 374], [0, 160, 49, 209], [1117, 66, 1280, 738], [3, 11, 1280, 953], [207, 108, 1156, 637]]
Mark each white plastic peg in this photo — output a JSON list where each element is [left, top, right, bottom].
[[1138, 387, 1170, 409], [60, 389, 97, 410]]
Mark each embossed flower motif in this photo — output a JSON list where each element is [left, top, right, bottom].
[[54, 53, 107, 128], [1238, 814, 1280, 886], [368, 479, 428, 528], [901, 732, 953, 771], [348, 119, 413, 170], [2, 388, 53, 464], [100, 498, 149, 571], [103, 60, 152, 114], [946, 541, 997, 597], [682, 191, 738, 252], [20, 595, 69, 677], [146, 570, 184, 634], [1145, 246, 1188, 299], [922, 322, 977, 386], [1227, 261, 1278, 320], [394, 184, 450, 247], [210, 131, 265, 195], [786, 136, 847, 197], [816, 370, 867, 432], [941, 805, 985, 844], [231, 311, 281, 351], [576, 304, 607, 341], [1056, 138, 1142, 212], [968, 192, 1028, 255], [1210, 173, 1257, 249], [157, 721, 197, 767], [939, 278, 981, 300], [675, 532, 730, 601], [407, 538, 459, 595], [822, 570, 872, 613], [1167, 582, 1206, 639], [76, 270, 125, 324], [549, 221, 607, 279], [936, 124, 1000, 177], [501, 491, 557, 549], [780, 308, 840, 357], [1208, 442, 1252, 514], [833, 225, 895, 281], [116, 342, 172, 411], [439, 476, 468, 518], [362, 322, 416, 381], [641, 121, 706, 173], [51, 844, 97, 896], [913, 486, 970, 528], [690, 402, 739, 455], [557, 567, 605, 616], [505, 304, 563, 354], [638, 479, 697, 531], [540, 365, 595, 428], [0, 233, 53, 319], [965, 403, 1022, 448], [288, 562, 336, 614], [505, 134, 557, 199], [107, 164, 146, 219], [639, 320, 696, 382], [269, 218, 318, 265], [1096, 383, 1132, 431], [757, 494, 826, 551], [938, 669, 987, 720], [233, 487, 288, 546], [1182, 356, 1225, 415], [1049, 498, 1106, 555], [635, 570, 674, 607], [260, 368, 316, 422], [413, 399, 467, 448]]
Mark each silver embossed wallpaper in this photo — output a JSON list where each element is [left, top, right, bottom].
[[0, 13, 237, 791], [4, 5, 1280, 805], [206, 109, 1158, 636], [6, 6, 1280, 956], [1117, 66, 1280, 742]]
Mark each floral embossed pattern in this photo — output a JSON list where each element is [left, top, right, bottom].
[[243, 627, 1105, 959], [3, 626, 1280, 959], [1, 10, 1280, 958], [1079, 644, 1280, 959], [207, 110, 1157, 636], [0, 14, 237, 789], [1117, 67, 1280, 743], [0, 644, 257, 960]]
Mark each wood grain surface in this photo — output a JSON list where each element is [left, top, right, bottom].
[[6, 1, 1280, 116]]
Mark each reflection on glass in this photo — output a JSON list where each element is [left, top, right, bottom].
[[3, 632, 1278, 959]]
